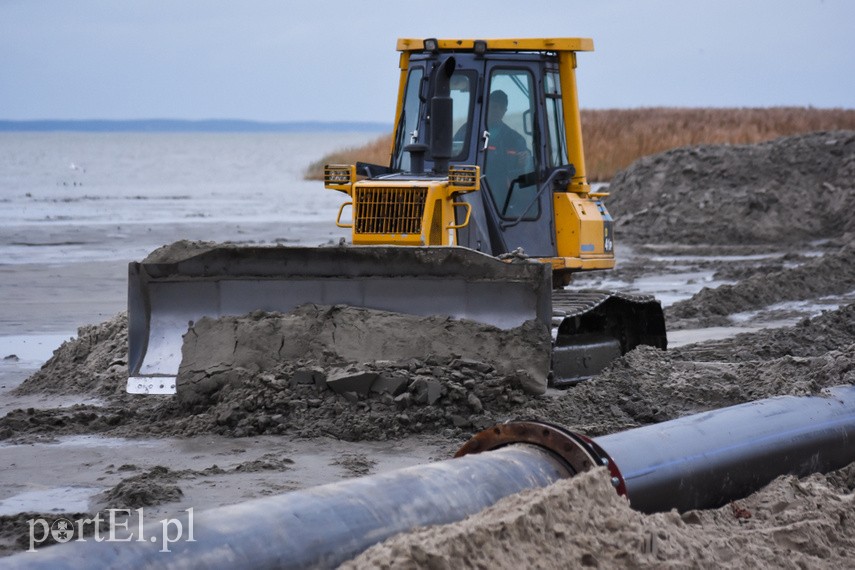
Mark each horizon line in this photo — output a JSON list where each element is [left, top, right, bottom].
[[0, 119, 392, 133]]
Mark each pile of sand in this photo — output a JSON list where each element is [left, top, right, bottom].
[[17, 314, 129, 398], [141, 239, 219, 263], [516, 302, 855, 436], [5, 305, 550, 442], [100, 466, 184, 509], [606, 131, 855, 244], [667, 243, 855, 328], [346, 465, 855, 569], [6, 302, 853, 444], [674, 303, 855, 362], [168, 351, 534, 441], [170, 305, 549, 440], [177, 304, 550, 406]]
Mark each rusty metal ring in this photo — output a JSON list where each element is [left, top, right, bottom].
[[455, 419, 627, 496]]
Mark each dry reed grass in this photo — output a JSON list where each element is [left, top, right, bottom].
[[305, 135, 393, 179], [305, 107, 855, 181]]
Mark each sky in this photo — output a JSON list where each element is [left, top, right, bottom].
[[1, 0, 853, 122]]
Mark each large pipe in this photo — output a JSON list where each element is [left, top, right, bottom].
[[597, 384, 855, 513], [11, 444, 578, 569], [10, 386, 855, 568]]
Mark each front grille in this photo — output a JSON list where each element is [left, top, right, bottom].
[[354, 186, 427, 234]]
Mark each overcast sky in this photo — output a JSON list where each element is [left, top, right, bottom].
[[1, 0, 853, 122]]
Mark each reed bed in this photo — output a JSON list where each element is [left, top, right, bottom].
[[305, 135, 393, 181], [305, 107, 855, 182]]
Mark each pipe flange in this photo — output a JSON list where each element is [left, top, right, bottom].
[[455, 419, 626, 496]]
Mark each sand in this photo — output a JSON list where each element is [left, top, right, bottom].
[[346, 465, 855, 569], [606, 131, 855, 245], [667, 242, 855, 329]]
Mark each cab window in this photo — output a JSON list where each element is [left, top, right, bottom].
[[448, 70, 475, 160], [545, 70, 568, 168], [394, 67, 424, 171], [483, 69, 538, 219]]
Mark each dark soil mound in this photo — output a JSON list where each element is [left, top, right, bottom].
[[5, 301, 853, 444], [606, 131, 855, 245], [15, 313, 128, 398], [518, 304, 855, 436], [667, 243, 855, 327], [100, 466, 183, 509], [673, 303, 855, 362]]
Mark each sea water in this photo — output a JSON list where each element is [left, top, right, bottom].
[[0, 131, 380, 343], [0, 131, 379, 264]]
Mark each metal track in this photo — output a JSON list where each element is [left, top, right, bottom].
[[552, 289, 659, 321], [549, 289, 667, 386]]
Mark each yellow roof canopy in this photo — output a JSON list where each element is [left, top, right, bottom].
[[396, 37, 594, 53]]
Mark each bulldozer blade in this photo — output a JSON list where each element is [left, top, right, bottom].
[[127, 245, 552, 394]]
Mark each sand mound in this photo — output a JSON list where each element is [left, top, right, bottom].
[[606, 131, 855, 244], [100, 466, 184, 509], [16, 313, 128, 398], [6, 306, 550, 442], [177, 304, 550, 407], [6, 304, 854, 443], [142, 239, 219, 263], [667, 244, 855, 328], [168, 305, 549, 440], [346, 465, 855, 569], [674, 303, 855, 362], [518, 304, 855, 436], [164, 356, 534, 440]]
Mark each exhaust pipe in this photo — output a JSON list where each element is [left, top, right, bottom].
[[12, 386, 855, 568], [429, 56, 455, 175]]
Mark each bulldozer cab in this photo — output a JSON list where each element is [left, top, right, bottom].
[[327, 38, 614, 278], [391, 44, 575, 257]]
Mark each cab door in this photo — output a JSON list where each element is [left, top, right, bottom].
[[478, 62, 556, 257]]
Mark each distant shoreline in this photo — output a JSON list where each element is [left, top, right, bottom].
[[0, 119, 390, 133]]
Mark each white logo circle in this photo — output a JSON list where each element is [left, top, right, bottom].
[[50, 518, 75, 543]]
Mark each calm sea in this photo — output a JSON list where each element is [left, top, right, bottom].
[[0, 131, 379, 264]]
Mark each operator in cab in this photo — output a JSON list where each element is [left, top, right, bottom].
[[484, 89, 532, 215]]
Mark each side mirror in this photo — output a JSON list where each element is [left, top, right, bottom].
[[549, 165, 576, 191]]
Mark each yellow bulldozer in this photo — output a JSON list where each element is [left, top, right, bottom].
[[127, 38, 666, 395]]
